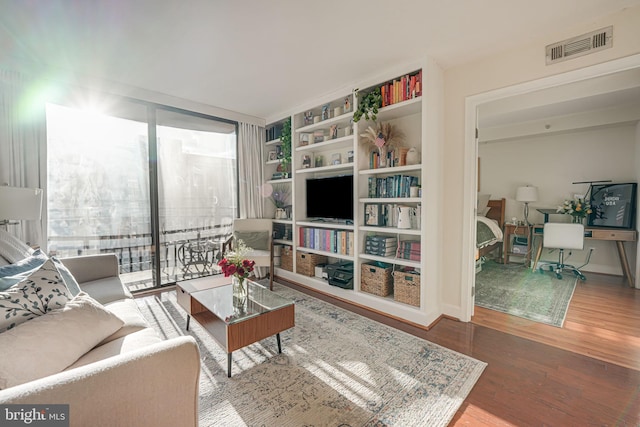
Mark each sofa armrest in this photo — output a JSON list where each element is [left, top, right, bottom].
[[0, 336, 200, 427], [60, 254, 120, 283]]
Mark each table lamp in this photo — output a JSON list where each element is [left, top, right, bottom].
[[515, 185, 538, 226], [0, 185, 43, 229]]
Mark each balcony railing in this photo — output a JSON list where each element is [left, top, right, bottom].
[[48, 224, 232, 293]]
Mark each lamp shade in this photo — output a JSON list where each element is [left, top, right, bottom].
[[0, 186, 43, 221], [515, 186, 538, 203]]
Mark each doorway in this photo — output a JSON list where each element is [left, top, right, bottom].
[[461, 54, 640, 321]]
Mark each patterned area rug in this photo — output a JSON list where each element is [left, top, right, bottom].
[[137, 282, 486, 426], [475, 260, 577, 327]]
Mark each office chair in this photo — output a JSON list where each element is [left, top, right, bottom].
[[538, 222, 590, 281]]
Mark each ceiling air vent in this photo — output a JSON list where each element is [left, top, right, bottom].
[[546, 26, 613, 65]]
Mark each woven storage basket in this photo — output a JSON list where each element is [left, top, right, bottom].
[[360, 262, 393, 296], [393, 271, 420, 307], [296, 252, 328, 276], [280, 246, 293, 271]]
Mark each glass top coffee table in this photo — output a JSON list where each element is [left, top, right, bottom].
[[186, 280, 295, 377]]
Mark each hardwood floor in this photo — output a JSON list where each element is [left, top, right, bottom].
[[472, 272, 640, 371], [278, 273, 640, 426]]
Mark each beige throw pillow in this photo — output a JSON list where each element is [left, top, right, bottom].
[[0, 292, 124, 389]]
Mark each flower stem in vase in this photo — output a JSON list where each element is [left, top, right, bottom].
[[232, 275, 247, 307]]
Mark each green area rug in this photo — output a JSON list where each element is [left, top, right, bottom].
[[137, 282, 487, 426], [475, 260, 577, 327]]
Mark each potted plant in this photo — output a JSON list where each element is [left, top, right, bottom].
[[353, 87, 382, 122], [279, 117, 292, 176]]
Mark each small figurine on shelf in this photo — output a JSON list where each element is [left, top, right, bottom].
[[304, 111, 313, 126], [321, 104, 330, 120], [330, 124, 338, 139], [302, 154, 312, 168], [344, 96, 351, 112]]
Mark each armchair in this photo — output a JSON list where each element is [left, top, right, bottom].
[[222, 219, 273, 283]]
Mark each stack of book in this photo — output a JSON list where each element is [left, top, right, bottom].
[[365, 235, 397, 257], [396, 240, 420, 261]]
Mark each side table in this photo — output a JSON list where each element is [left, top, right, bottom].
[[503, 223, 532, 266]]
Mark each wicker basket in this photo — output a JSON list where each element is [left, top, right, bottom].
[[360, 262, 393, 296], [280, 246, 293, 272], [296, 252, 328, 276], [393, 271, 420, 307]]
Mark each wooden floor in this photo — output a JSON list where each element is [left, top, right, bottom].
[[279, 273, 640, 426]]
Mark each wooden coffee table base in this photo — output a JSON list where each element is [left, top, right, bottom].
[[192, 304, 294, 377]]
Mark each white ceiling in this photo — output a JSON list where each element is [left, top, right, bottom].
[[1, 0, 639, 120], [478, 67, 640, 141]]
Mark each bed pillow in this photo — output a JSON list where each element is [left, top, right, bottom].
[[234, 231, 270, 251], [0, 249, 49, 291], [0, 292, 124, 389], [0, 230, 34, 264], [477, 194, 492, 217], [0, 259, 71, 333]]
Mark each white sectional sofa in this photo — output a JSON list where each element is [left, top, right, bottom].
[[0, 232, 200, 427]]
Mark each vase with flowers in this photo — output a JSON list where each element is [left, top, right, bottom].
[[557, 197, 592, 224], [217, 240, 256, 306]]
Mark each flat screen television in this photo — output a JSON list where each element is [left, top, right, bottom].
[[588, 182, 637, 229], [306, 175, 353, 221]]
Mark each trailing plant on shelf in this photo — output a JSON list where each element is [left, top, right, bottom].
[[353, 87, 382, 122], [279, 117, 292, 175]]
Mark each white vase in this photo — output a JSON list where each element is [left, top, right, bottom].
[[406, 148, 420, 165]]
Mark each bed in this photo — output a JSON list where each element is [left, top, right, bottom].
[[476, 198, 505, 260]]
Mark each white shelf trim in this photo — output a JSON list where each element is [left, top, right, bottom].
[[296, 163, 354, 174], [359, 164, 422, 175], [359, 253, 421, 268], [298, 246, 354, 261], [359, 226, 421, 235], [359, 197, 421, 203], [295, 111, 353, 133], [295, 135, 353, 152]]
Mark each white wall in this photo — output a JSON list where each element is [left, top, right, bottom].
[[479, 124, 637, 275], [441, 5, 640, 317]]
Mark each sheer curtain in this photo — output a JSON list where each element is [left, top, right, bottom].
[[0, 69, 46, 247], [237, 122, 265, 219]]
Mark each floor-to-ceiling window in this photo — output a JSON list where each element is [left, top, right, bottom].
[[46, 99, 238, 292], [156, 108, 237, 285]]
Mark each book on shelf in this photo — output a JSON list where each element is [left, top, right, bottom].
[[298, 227, 354, 256], [396, 240, 421, 261], [365, 247, 397, 257], [379, 70, 422, 107], [364, 204, 384, 226], [368, 175, 420, 198]]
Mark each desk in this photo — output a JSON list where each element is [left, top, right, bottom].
[[503, 223, 532, 265], [532, 225, 637, 287]]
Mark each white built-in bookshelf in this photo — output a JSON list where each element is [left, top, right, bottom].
[[263, 60, 442, 326]]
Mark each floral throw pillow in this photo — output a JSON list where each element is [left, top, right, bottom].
[[0, 259, 71, 333]]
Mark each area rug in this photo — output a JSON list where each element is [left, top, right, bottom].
[[475, 260, 577, 327], [136, 282, 487, 426]]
